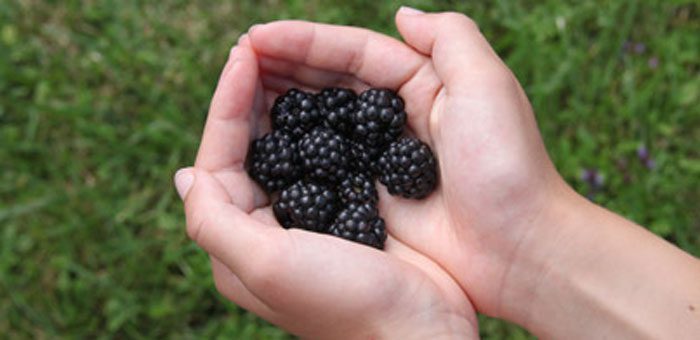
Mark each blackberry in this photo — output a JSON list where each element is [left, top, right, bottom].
[[298, 126, 351, 183], [348, 140, 382, 174], [273, 180, 339, 232], [247, 130, 300, 193], [351, 88, 407, 148], [329, 203, 387, 249], [338, 172, 378, 205], [271, 88, 321, 138], [317, 87, 357, 136], [377, 137, 438, 199]]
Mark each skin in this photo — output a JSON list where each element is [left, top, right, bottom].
[[175, 7, 700, 339]]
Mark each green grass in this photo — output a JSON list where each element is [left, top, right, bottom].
[[1, 0, 697, 338]]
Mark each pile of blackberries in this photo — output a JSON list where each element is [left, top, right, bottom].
[[246, 88, 438, 249]]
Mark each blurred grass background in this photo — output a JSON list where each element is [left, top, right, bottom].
[[1, 0, 698, 338]]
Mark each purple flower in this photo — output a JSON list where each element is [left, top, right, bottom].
[[648, 57, 659, 69], [592, 172, 605, 189], [637, 145, 650, 161], [634, 42, 646, 54], [581, 168, 605, 190], [636, 145, 656, 170]]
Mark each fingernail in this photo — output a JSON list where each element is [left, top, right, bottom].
[[174, 168, 194, 200], [399, 6, 424, 15]]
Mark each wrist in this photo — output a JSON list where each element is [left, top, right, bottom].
[[498, 181, 700, 338], [495, 180, 587, 328]]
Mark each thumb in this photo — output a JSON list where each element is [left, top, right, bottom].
[[395, 8, 507, 90], [174, 167, 271, 274]]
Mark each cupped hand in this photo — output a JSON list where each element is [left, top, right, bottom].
[[245, 8, 573, 322], [174, 27, 477, 339]]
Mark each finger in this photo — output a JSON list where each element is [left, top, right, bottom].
[[181, 168, 280, 278], [210, 256, 275, 318], [250, 206, 279, 226], [238, 33, 250, 47], [193, 42, 270, 209], [260, 73, 365, 102], [259, 56, 368, 92], [250, 21, 440, 143], [261, 74, 318, 95], [249, 36, 271, 139], [395, 8, 510, 91], [212, 169, 268, 211], [263, 89, 279, 119], [195, 44, 259, 171], [248, 20, 425, 90]]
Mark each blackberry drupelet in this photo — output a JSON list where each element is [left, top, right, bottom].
[[247, 130, 300, 193], [348, 140, 382, 173], [338, 172, 378, 205], [329, 203, 387, 249], [317, 87, 357, 136], [377, 137, 438, 199], [273, 180, 339, 232], [298, 126, 351, 183], [351, 88, 407, 148], [271, 88, 322, 138]]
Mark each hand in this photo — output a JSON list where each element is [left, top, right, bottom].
[[246, 7, 569, 321], [174, 33, 477, 338]]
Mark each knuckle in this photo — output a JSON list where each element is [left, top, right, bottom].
[[338, 27, 373, 75], [488, 65, 517, 87], [186, 212, 207, 244], [344, 38, 366, 74], [442, 12, 479, 31]]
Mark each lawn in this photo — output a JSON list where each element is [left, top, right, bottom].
[[1, 0, 698, 338]]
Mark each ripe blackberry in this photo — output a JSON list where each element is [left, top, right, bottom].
[[247, 130, 300, 193], [298, 126, 351, 183], [329, 203, 387, 249], [351, 88, 407, 148], [348, 140, 382, 173], [338, 172, 378, 205], [271, 88, 321, 138], [273, 180, 339, 232], [317, 87, 357, 136], [377, 137, 438, 199]]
